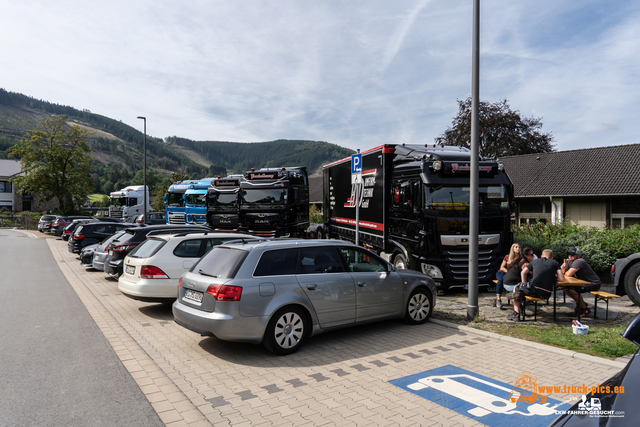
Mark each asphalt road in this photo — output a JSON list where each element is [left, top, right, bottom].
[[0, 229, 163, 427]]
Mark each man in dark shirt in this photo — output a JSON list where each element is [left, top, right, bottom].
[[507, 249, 564, 321], [561, 247, 601, 317]]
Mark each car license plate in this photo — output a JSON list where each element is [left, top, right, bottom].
[[463, 285, 468, 290], [109, 249, 113, 256], [184, 289, 204, 303], [125, 265, 135, 275], [94, 255, 99, 261]]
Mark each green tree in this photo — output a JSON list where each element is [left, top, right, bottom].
[[7, 115, 94, 214], [435, 97, 556, 158]]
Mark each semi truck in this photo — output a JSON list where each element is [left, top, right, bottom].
[[206, 175, 242, 231], [164, 180, 197, 224], [239, 167, 309, 238], [184, 177, 216, 224], [109, 185, 152, 222], [320, 144, 514, 290]]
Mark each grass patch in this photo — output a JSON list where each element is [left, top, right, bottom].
[[471, 323, 636, 359]]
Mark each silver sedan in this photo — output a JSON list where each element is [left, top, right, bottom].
[[173, 239, 436, 355]]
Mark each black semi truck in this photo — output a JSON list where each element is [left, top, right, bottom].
[[321, 144, 515, 290], [206, 175, 242, 231]]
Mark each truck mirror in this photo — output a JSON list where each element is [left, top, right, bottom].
[[510, 201, 517, 212]]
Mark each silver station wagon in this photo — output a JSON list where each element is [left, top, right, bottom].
[[173, 239, 437, 355]]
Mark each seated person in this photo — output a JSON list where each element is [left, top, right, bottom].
[[561, 248, 601, 317], [502, 247, 535, 293], [507, 249, 564, 321], [494, 243, 522, 308]]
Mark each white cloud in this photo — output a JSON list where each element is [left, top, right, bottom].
[[2, 0, 639, 153]]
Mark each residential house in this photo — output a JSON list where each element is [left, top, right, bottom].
[[501, 143, 640, 229]]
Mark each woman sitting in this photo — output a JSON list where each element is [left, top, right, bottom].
[[494, 243, 522, 307]]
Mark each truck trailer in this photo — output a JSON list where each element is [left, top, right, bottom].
[[322, 144, 514, 290]]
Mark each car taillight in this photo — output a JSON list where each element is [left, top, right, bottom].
[[140, 265, 169, 279], [75, 234, 85, 240], [113, 243, 139, 253], [64, 230, 71, 235], [206, 284, 242, 301], [178, 277, 182, 288], [611, 265, 615, 273]]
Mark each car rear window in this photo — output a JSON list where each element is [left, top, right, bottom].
[[193, 247, 248, 279], [128, 238, 166, 258]]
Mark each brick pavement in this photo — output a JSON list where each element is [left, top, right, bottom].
[[44, 235, 627, 426]]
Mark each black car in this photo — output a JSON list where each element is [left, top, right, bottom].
[[134, 212, 166, 225], [104, 224, 211, 278], [62, 217, 123, 241], [50, 215, 93, 237], [68, 221, 133, 253], [549, 312, 640, 426]]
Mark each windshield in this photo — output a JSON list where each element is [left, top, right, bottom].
[[128, 238, 166, 258], [110, 197, 138, 207], [166, 192, 184, 207], [424, 185, 508, 210], [241, 189, 287, 205], [207, 192, 238, 207], [185, 193, 206, 206]]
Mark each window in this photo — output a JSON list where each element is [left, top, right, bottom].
[[517, 198, 552, 226], [298, 247, 345, 274], [0, 181, 12, 193], [254, 248, 298, 276], [174, 239, 204, 257], [339, 247, 388, 273], [611, 198, 640, 228], [195, 247, 248, 279]]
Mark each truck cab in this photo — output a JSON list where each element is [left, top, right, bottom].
[[184, 178, 216, 224], [239, 167, 309, 238], [164, 180, 197, 224], [109, 185, 151, 222], [206, 175, 242, 231]]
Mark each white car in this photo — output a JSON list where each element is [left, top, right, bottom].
[[118, 232, 258, 302]]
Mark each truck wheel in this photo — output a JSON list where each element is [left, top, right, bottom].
[[263, 306, 308, 355], [403, 288, 433, 324], [394, 253, 408, 269], [624, 263, 640, 306]]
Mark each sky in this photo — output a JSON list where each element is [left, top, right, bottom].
[[2, 1, 639, 153]]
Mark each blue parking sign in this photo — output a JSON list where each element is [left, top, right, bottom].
[[351, 153, 362, 174]]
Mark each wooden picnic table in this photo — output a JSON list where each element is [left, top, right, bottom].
[[553, 276, 591, 321]]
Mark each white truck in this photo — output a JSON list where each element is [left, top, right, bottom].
[[109, 185, 151, 222]]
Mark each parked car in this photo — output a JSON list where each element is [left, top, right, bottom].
[[78, 243, 98, 264], [63, 217, 123, 241], [134, 212, 166, 225], [37, 214, 57, 233], [549, 311, 640, 426], [173, 239, 437, 355], [90, 230, 130, 271], [104, 224, 211, 278], [118, 232, 257, 303], [68, 221, 131, 253], [50, 215, 92, 237], [613, 253, 640, 306]]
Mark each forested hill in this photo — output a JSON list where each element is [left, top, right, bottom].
[[0, 88, 354, 192]]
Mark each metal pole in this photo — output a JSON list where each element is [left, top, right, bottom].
[[137, 116, 147, 224], [467, 0, 480, 320], [355, 149, 360, 246]]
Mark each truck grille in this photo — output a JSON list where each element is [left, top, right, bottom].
[[248, 229, 276, 238], [168, 213, 185, 224], [442, 247, 501, 283]]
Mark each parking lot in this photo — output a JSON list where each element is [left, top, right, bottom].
[[39, 231, 628, 426]]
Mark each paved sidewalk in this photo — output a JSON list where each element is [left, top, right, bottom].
[[42, 233, 628, 426]]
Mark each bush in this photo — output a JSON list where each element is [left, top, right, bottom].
[[515, 221, 637, 274]]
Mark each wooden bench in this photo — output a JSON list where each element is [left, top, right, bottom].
[[520, 295, 544, 321], [590, 291, 621, 320]]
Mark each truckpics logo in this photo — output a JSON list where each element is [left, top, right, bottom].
[[451, 163, 493, 172], [249, 172, 278, 180], [214, 180, 238, 187]]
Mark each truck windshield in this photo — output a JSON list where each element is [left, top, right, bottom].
[[110, 197, 124, 207], [166, 192, 184, 207], [241, 189, 287, 205], [207, 192, 238, 207], [425, 185, 508, 210], [185, 193, 206, 206]]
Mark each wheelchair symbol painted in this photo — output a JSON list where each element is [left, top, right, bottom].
[[408, 374, 559, 418]]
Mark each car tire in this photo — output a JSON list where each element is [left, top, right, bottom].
[[624, 263, 640, 306], [263, 306, 309, 355], [393, 253, 408, 270], [403, 288, 433, 324]]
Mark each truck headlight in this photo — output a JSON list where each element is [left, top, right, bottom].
[[421, 263, 443, 279]]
